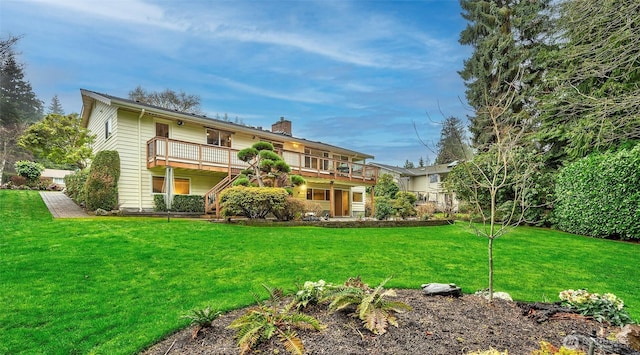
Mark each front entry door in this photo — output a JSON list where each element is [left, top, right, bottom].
[[333, 190, 349, 217]]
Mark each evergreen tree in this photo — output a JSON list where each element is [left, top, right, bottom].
[[0, 49, 43, 124], [0, 35, 38, 183], [418, 157, 425, 168], [435, 116, 472, 164], [458, 0, 551, 148], [403, 160, 415, 169], [47, 95, 64, 115], [538, 0, 640, 164]]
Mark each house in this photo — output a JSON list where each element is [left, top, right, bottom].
[[80, 89, 378, 217], [41, 169, 73, 186], [369, 162, 459, 212]]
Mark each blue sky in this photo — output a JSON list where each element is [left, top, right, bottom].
[[1, 0, 471, 166]]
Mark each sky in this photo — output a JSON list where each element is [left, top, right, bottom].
[[1, 0, 472, 166]]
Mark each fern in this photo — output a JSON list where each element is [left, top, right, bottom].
[[228, 284, 325, 354], [181, 306, 222, 339], [279, 330, 304, 355], [324, 276, 412, 335]]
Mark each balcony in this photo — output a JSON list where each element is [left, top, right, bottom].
[[146, 137, 378, 183]]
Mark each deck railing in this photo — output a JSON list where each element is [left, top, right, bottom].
[[146, 137, 378, 183]]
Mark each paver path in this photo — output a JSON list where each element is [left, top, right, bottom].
[[39, 191, 90, 218]]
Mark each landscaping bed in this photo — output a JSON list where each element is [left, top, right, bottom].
[[217, 218, 453, 228], [142, 289, 616, 355]]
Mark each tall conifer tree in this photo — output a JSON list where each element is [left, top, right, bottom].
[[538, 0, 640, 164], [0, 51, 43, 124], [435, 116, 471, 164], [458, 0, 551, 148]]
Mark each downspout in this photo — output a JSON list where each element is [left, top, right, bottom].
[[138, 108, 145, 211]]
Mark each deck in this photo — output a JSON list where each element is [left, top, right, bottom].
[[146, 137, 378, 184]]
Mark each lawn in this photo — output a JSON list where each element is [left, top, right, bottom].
[[1, 190, 638, 354]]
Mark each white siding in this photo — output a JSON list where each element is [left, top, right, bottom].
[[87, 102, 118, 153]]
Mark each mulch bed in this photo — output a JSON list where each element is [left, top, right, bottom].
[[142, 289, 617, 355]]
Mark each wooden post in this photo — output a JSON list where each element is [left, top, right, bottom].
[[370, 185, 375, 218], [329, 181, 335, 218]]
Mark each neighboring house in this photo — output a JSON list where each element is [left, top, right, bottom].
[[80, 89, 378, 217], [369, 162, 459, 212], [41, 169, 73, 186]]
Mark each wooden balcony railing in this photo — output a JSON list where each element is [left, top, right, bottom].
[[146, 137, 378, 183]]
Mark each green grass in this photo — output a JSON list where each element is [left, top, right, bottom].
[[1, 190, 638, 354]]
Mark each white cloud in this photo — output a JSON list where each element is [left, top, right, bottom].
[[209, 75, 337, 105], [25, 0, 187, 31]]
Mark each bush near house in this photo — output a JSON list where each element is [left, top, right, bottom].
[[154, 195, 205, 213], [14, 160, 45, 186], [272, 196, 306, 221], [64, 169, 89, 206], [554, 145, 640, 240], [219, 186, 289, 219], [85, 150, 120, 211]]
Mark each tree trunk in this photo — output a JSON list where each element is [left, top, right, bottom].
[[488, 237, 494, 303], [0, 140, 7, 185]]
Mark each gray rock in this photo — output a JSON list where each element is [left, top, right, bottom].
[[475, 290, 513, 301], [422, 283, 462, 297], [617, 324, 640, 352], [95, 208, 109, 216]]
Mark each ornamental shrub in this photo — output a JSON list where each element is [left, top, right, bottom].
[[294, 280, 336, 309], [172, 195, 204, 213], [153, 194, 167, 212], [64, 169, 89, 206], [374, 196, 394, 220], [559, 289, 634, 326], [153, 195, 204, 213], [14, 160, 45, 185], [394, 191, 417, 219], [271, 196, 306, 221], [85, 150, 120, 211], [10, 175, 27, 187], [219, 186, 288, 219], [554, 145, 640, 239]]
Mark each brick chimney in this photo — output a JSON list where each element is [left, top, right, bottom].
[[272, 117, 292, 136]]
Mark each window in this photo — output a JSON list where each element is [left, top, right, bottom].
[[429, 174, 439, 183], [304, 149, 329, 170], [261, 140, 283, 151], [352, 192, 363, 203], [156, 122, 169, 138], [206, 128, 231, 147], [105, 118, 112, 139], [306, 188, 330, 201], [152, 176, 190, 194]]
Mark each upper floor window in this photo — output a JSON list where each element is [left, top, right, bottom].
[[305, 149, 329, 170], [156, 122, 169, 138], [105, 118, 112, 139], [429, 174, 439, 183], [207, 128, 231, 147]]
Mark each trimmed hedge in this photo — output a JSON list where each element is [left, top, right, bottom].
[[554, 145, 640, 240], [154, 195, 205, 213], [85, 151, 120, 211], [219, 186, 289, 219], [65, 169, 89, 206]]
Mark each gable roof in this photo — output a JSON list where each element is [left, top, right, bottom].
[[80, 89, 374, 160]]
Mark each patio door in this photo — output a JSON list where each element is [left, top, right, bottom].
[[333, 190, 349, 217]]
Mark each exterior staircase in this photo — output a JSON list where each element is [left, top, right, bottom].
[[204, 175, 239, 218]]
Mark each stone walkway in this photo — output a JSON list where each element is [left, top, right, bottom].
[[39, 191, 91, 218]]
